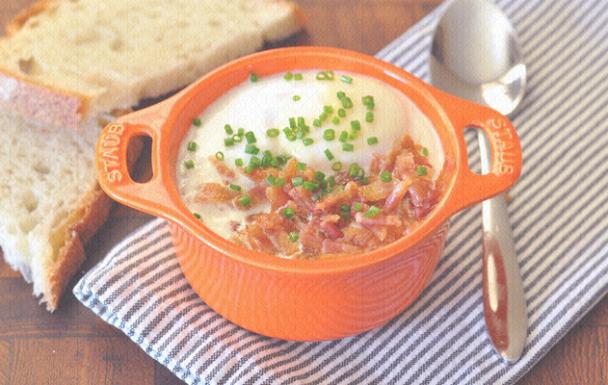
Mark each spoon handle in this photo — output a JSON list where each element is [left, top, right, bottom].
[[478, 130, 528, 362]]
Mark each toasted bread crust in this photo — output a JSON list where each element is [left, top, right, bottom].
[[4, 0, 58, 37]]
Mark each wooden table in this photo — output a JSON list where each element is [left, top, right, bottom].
[[0, 1, 606, 384]]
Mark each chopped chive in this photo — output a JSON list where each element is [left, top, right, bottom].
[[249, 156, 261, 168], [367, 136, 379, 145], [341, 97, 353, 109], [193, 212, 201, 219], [282, 207, 295, 219], [348, 163, 360, 178], [340, 75, 353, 84], [294, 73, 303, 80], [230, 184, 242, 192], [338, 108, 346, 118], [332, 116, 340, 125], [296, 130, 306, 139], [244, 165, 254, 174], [297, 162, 306, 171], [266, 175, 276, 186], [313, 119, 321, 127], [362, 95, 375, 110], [261, 153, 272, 167], [245, 144, 259, 155], [288, 231, 299, 242], [224, 124, 233, 135], [416, 165, 428, 176], [366, 111, 374, 123], [239, 195, 252, 207], [314, 171, 326, 181], [421, 147, 429, 157], [350, 120, 361, 131], [303, 138, 314, 146], [267, 128, 280, 138], [319, 112, 329, 122], [289, 117, 297, 129], [250, 73, 258, 82], [332, 161, 343, 171], [380, 170, 392, 182], [192, 118, 202, 127], [187, 141, 197, 152], [323, 105, 334, 114], [232, 135, 242, 143], [340, 203, 350, 213], [275, 177, 286, 187], [327, 175, 336, 189], [293, 95, 301, 101], [235, 158, 244, 167], [184, 159, 194, 169], [276, 155, 288, 166], [337, 91, 346, 99], [286, 133, 297, 141], [284, 72, 293, 80], [297, 116, 306, 128], [224, 137, 234, 146], [237, 127, 245, 136], [292, 176, 304, 186], [353, 202, 362, 212], [342, 143, 354, 152], [303, 181, 319, 191], [365, 205, 381, 218], [349, 131, 358, 140], [245, 131, 256, 144], [324, 148, 335, 160], [323, 129, 336, 141], [339, 131, 349, 142], [215, 151, 224, 160]]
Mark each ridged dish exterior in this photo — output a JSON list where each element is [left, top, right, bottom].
[[171, 222, 450, 341]]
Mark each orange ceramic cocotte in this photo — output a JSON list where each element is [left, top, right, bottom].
[[95, 47, 522, 341]]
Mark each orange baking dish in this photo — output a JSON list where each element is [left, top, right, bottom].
[[95, 47, 522, 341]]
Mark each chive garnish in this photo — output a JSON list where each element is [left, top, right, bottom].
[[353, 202, 362, 212], [362, 95, 375, 110], [303, 181, 319, 191], [289, 117, 297, 129], [237, 127, 245, 136], [282, 207, 295, 219], [288, 231, 299, 242], [245, 144, 259, 155], [235, 158, 244, 167], [337, 91, 346, 99], [229, 184, 242, 191], [250, 73, 258, 82], [245, 131, 256, 144], [293, 95, 301, 101], [340, 75, 353, 84], [297, 162, 306, 171], [313, 119, 321, 127], [239, 195, 252, 207], [366, 111, 374, 123], [341, 97, 353, 109], [367, 137, 379, 145], [380, 170, 392, 182], [244, 165, 254, 174], [224, 137, 234, 146], [365, 205, 381, 218], [340, 203, 350, 213], [266, 175, 276, 186], [303, 138, 314, 146], [332, 117, 340, 125], [332, 161, 343, 171], [323, 105, 334, 114], [184, 159, 194, 169], [421, 147, 429, 157], [249, 156, 261, 168], [416, 165, 428, 176], [348, 163, 360, 178], [284, 72, 293, 80], [315, 171, 325, 181], [323, 129, 336, 141], [193, 118, 202, 127], [294, 73, 303, 80], [351, 120, 361, 131], [324, 148, 335, 160], [232, 135, 242, 143], [267, 128, 280, 138], [193, 212, 201, 219], [338, 108, 346, 118], [339, 131, 349, 142], [224, 124, 233, 135], [292, 176, 304, 186], [297, 116, 306, 128], [187, 141, 197, 151], [215, 151, 224, 160]]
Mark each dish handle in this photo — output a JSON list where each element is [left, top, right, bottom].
[[436, 92, 523, 213]]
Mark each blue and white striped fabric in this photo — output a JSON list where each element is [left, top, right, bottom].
[[74, 1, 608, 384]]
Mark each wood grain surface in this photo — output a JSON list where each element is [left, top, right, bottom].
[[0, 1, 606, 384]]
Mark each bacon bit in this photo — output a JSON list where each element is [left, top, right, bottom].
[[384, 180, 413, 212], [248, 185, 267, 202], [393, 151, 416, 180], [266, 185, 290, 210], [358, 180, 395, 202], [248, 212, 283, 233], [320, 221, 343, 239], [275, 231, 300, 255], [342, 224, 376, 247], [321, 214, 341, 224], [408, 179, 438, 207], [355, 212, 403, 227], [209, 156, 236, 180], [244, 224, 276, 254], [315, 181, 358, 211], [287, 186, 315, 211], [321, 239, 361, 255], [196, 183, 238, 203], [300, 224, 322, 255]]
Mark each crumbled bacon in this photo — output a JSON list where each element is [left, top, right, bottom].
[[384, 180, 412, 212], [358, 180, 395, 202], [209, 156, 236, 180], [196, 183, 238, 203]]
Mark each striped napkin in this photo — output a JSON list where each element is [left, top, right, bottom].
[[74, 0, 608, 384]]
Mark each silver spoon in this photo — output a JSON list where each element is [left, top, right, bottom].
[[429, 0, 528, 362]]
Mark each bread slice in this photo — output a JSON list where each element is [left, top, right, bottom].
[[0, 0, 302, 310], [0, 0, 303, 129]]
